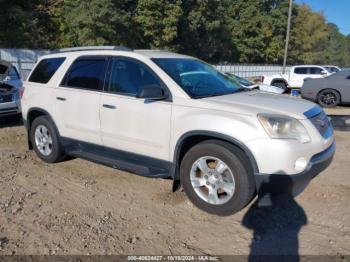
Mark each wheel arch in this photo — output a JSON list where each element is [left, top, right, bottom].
[[172, 131, 259, 191], [26, 108, 60, 149], [271, 78, 288, 86]]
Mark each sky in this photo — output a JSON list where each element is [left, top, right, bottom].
[[295, 0, 350, 35]]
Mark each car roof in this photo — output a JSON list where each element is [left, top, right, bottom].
[[293, 65, 325, 68], [38, 47, 194, 60], [134, 49, 193, 59]]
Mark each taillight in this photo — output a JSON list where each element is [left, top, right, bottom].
[[20, 87, 25, 98]]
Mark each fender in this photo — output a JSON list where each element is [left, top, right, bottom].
[[172, 130, 259, 191], [26, 107, 61, 149]]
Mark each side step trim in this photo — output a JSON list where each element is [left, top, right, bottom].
[[61, 137, 173, 179]]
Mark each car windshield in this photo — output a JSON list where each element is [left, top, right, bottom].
[[226, 73, 254, 87], [324, 66, 340, 73], [152, 58, 247, 98]]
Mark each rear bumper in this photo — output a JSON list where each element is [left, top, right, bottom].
[[254, 141, 335, 197], [0, 101, 21, 116]]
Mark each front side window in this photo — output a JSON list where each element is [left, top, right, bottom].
[[294, 67, 308, 74], [63, 57, 107, 91], [153, 58, 243, 98], [108, 58, 161, 96], [29, 57, 65, 83], [310, 67, 322, 74]]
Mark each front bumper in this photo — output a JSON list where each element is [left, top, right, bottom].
[[254, 141, 335, 197]]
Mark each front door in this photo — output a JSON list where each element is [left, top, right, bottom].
[[100, 57, 172, 161]]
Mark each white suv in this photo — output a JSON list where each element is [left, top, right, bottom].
[[21, 46, 335, 216]]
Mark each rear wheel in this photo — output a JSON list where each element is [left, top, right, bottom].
[[180, 140, 255, 216], [271, 81, 288, 92], [318, 89, 340, 108], [30, 116, 66, 163]]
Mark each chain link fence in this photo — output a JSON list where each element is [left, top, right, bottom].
[[1, 48, 290, 80], [0, 48, 50, 80]]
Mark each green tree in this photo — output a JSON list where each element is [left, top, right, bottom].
[[58, 0, 140, 47], [323, 23, 350, 66], [225, 0, 292, 63], [288, 4, 329, 64], [0, 0, 59, 48], [179, 0, 236, 62], [136, 0, 183, 50]]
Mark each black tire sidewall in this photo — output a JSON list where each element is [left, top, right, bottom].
[[318, 90, 340, 108], [272, 81, 287, 92], [180, 140, 255, 216], [30, 116, 65, 163]]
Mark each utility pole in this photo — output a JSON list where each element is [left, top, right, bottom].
[[283, 0, 293, 74]]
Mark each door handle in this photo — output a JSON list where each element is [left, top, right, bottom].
[[56, 97, 66, 101], [103, 104, 116, 109]]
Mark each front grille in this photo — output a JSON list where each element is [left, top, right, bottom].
[[0, 93, 13, 103], [309, 111, 332, 139]]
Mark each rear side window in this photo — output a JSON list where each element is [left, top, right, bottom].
[[29, 57, 65, 83], [62, 57, 108, 91], [294, 67, 308, 74]]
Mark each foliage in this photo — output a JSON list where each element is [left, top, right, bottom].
[[0, 0, 349, 66], [288, 4, 329, 64]]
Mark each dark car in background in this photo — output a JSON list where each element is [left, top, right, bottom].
[[301, 70, 350, 108], [0, 60, 23, 116]]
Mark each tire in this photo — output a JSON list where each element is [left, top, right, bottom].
[[271, 81, 288, 92], [30, 116, 66, 163], [317, 89, 340, 108], [180, 140, 256, 216]]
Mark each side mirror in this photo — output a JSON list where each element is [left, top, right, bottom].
[[136, 84, 168, 100], [320, 70, 328, 76]]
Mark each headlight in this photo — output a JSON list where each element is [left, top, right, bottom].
[[258, 114, 310, 143]]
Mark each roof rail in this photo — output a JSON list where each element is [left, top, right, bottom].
[[53, 46, 132, 53]]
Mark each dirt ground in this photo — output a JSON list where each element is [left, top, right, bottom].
[[0, 114, 349, 256]]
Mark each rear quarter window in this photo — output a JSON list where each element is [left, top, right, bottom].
[[29, 57, 66, 84]]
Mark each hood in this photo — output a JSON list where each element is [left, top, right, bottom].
[[201, 91, 319, 120]]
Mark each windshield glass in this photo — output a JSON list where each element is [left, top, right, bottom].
[[152, 58, 246, 98], [226, 73, 253, 87], [324, 66, 340, 73]]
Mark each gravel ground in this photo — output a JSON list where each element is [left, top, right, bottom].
[[0, 114, 349, 256]]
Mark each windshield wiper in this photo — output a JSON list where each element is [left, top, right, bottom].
[[193, 87, 252, 99], [234, 87, 251, 93]]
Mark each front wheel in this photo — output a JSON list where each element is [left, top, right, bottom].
[[318, 89, 340, 108], [30, 116, 66, 163], [180, 140, 255, 216]]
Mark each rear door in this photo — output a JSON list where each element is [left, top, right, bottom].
[[290, 67, 308, 88], [54, 56, 108, 145]]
